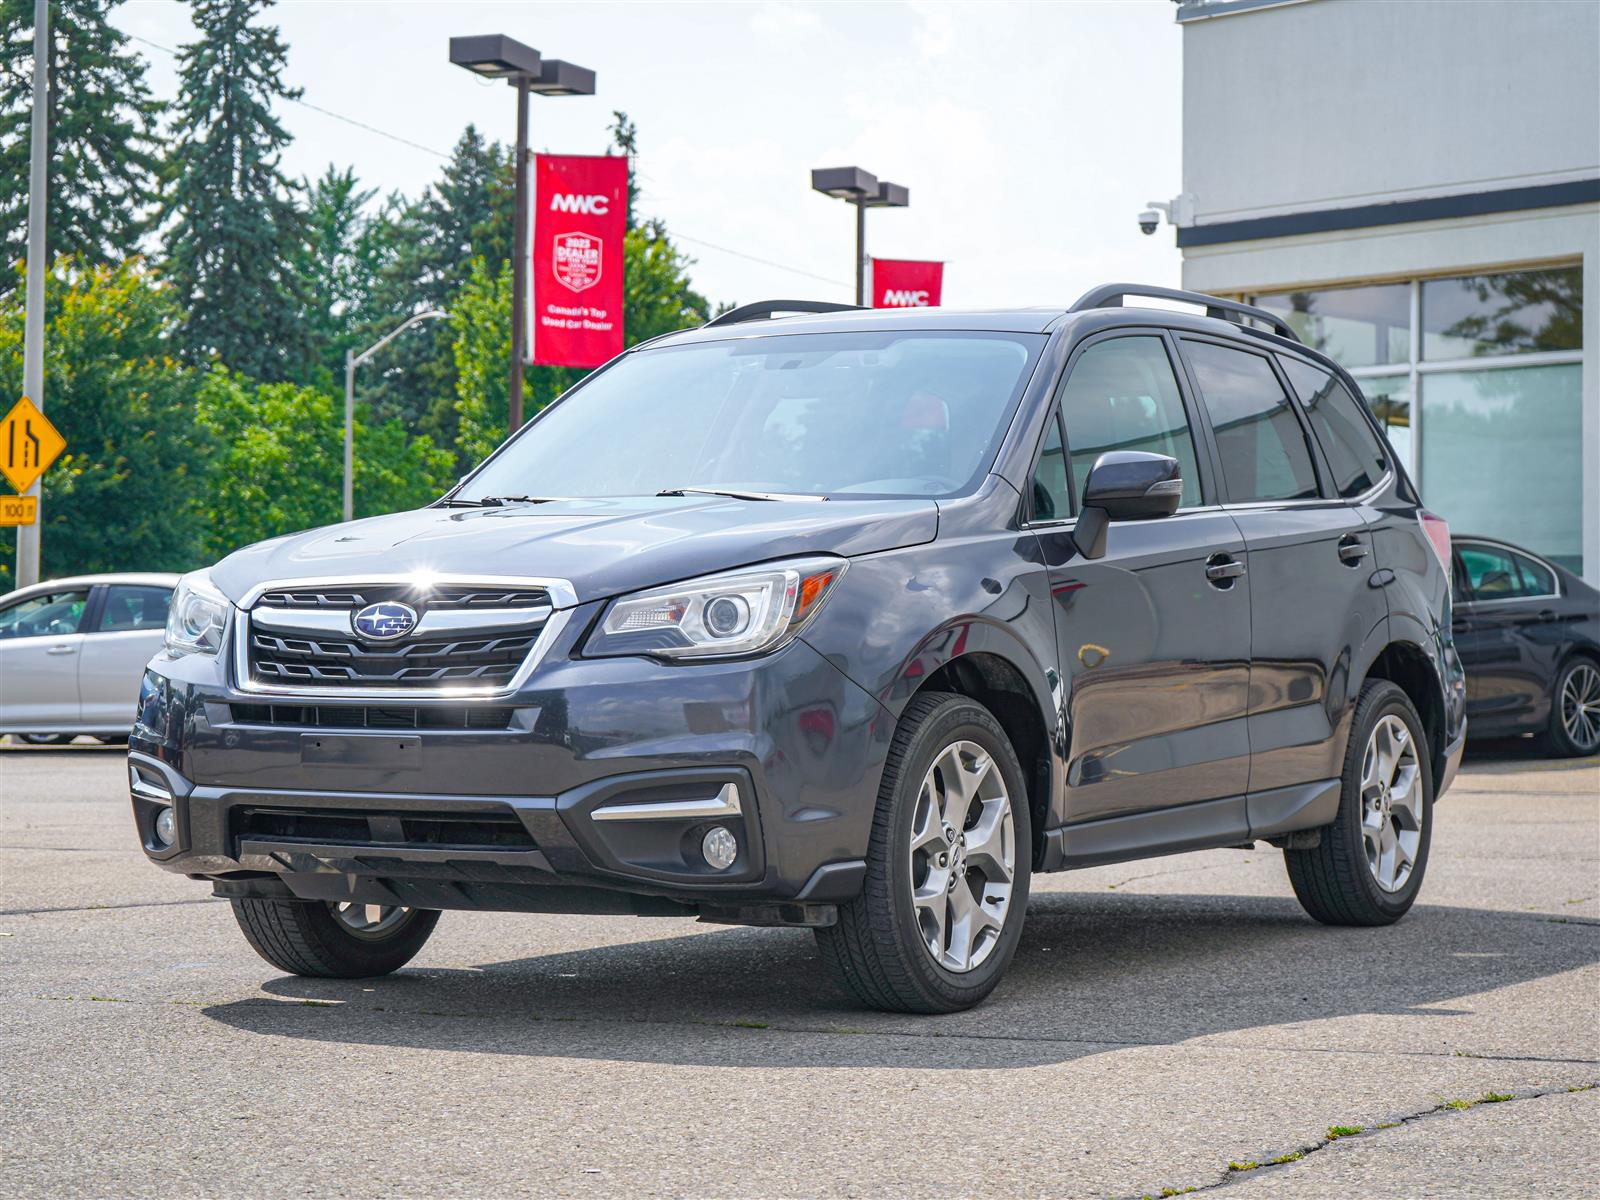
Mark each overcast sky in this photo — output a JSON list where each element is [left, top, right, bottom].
[[110, 0, 1184, 310]]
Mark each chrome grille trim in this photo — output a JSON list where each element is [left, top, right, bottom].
[[231, 574, 577, 701]]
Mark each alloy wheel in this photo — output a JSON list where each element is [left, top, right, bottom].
[[907, 739, 1015, 972], [1361, 714, 1424, 893], [1560, 663, 1600, 753], [329, 901, 412, 939]]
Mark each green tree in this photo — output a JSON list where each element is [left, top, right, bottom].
[[161, 0, 311, 383], [0, 259, 208, 589], [298, 164, 382, 384], [0, 0, 162, 271], [194, 368, 455, 559], [360, 126, 514, 434]]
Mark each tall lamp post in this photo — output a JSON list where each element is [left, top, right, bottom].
[[344, 310, 449, 522], [449, 35, 595, 433], [810, 167, 910, 306]]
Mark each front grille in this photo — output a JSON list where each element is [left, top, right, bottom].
[[257, 584, 550, 609], [229, 703, 515, 730], [242, 579, 555, 692], [233, 806, 537, 852], [249, 628, 537, 688]]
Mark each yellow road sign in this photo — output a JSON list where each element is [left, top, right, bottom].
[[0, 396, 66, 494], [0, 493, 37, 526]]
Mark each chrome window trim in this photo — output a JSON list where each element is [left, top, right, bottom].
[[231, 574, 578, 701]]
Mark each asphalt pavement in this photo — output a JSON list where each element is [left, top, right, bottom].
[[1, 740, 1595, 1198]]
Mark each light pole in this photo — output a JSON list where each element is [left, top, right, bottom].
[[15, 0, 48, 588], [449, 35, 595, 433], [810, 167, 910, 306], [344, 310, 449, 522]]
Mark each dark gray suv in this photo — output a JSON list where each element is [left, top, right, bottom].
[[131, 285, 1467, 1013]]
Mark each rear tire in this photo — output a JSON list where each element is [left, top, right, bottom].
[[816, 692, 1032, 1014], [231, 898, 439, 978], [20, 733, 74, 746], [1285, 680, 1433, 926], [1543, 657, 1600, 758]]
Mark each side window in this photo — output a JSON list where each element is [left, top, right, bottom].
[[95, 585, 173, 633], [1513, 553, 1556, 597], [1182, 339, 1320, 503], [0, 588, 90, 639], [1058, 336, 1202, 509], [1029, 413, 1071, 521], [1280, 357, 1389, 498], [1459, 543, 1528, 600]]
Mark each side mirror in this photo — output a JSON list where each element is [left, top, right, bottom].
[[1073, 451, 1183, 561]]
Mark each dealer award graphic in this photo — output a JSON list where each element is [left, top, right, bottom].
[[552, 232, 603, 292]]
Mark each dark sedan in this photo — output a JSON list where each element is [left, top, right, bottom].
[[1452, 537, 1600, 756]]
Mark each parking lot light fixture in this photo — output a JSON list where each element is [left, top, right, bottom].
[[451, 35, 596, 432], [810, 166, 911, 305]]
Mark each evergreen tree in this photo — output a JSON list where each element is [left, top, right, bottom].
[[359, 125, 513, 434], [0, 0, 162, 272], [298, 164, 381, 383], [161, 0, 310, 382]]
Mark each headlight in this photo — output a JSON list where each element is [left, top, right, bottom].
[[164, 569, 231, 658], [586, 558, 847, 660]]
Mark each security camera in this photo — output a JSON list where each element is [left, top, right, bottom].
[[1138, 209, 1161, 236]]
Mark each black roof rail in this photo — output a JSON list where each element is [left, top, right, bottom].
[[1068, 283, 1301, 345], [703, 299, 866, 329]]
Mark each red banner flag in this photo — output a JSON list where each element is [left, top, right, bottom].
[[871, 258, 944, 308], [532, 154, 628, 367]]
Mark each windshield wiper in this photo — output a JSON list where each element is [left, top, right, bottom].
[[439, 495, 572, 508], [656, 486, 828, 502]]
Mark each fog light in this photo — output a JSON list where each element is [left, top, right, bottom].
[[153, 806, 176, 847], [701, 826, 738, 871]]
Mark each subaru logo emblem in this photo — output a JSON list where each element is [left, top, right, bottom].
[[351, 601, 418, 641]]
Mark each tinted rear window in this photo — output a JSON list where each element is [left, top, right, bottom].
[[1280, 357, 1388, 498]]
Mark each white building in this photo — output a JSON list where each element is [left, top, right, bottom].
[[1169, 0, 1597, 582]]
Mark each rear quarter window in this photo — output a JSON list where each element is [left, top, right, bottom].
[[1280, 357, 1389, 497]]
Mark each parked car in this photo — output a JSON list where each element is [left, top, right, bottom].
[[1, 573, 179, 745], [1450, 536, 1600, 757], [128, 286, 1466, 1013]]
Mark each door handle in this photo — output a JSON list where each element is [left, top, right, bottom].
[[1205, 555, 1246, 586], [46, 644, 77, 656], [1338, 536, 1368, 565]]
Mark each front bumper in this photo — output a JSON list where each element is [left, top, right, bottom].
[[131, 603, 886, 913]]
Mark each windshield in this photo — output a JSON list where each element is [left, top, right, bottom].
[[457, 331, 1044, 501]]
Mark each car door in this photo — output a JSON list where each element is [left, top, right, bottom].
[[77, 583, 173, 730], [1028, 331, 1252, 843], [0, 586, 91, 730], [1178, 338, 1390, 795], [1452, 540, 1562, 727]]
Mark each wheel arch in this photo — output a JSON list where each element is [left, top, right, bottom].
[[1360, 639, 1449, 794]]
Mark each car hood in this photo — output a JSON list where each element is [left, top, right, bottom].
[[208, 496, 939, 607]]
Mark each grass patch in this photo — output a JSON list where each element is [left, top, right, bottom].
[[1269, 1151, 1305, 1164], [1326, 1125, 1363, 1139], [1442, 1099, 1474, 1110], [730, 1019, 770, 1030], [1480, 1091, 1515, 1103], [1568, 1084, 1596, 1093], [1226, 1161, 1258, 1172]]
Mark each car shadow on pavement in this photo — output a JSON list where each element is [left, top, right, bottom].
[[201, 890, 1599, 1070]]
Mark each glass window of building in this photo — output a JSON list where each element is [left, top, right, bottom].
[[1420, 364, 1583, 574], [1252, 283, 1410, 368], [1421, 266, 1582, 360], [1357, 374, 1412, 470]]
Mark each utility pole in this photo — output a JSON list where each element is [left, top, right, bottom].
[[509, 77, 530, 432], [15, 0, 48, 588]]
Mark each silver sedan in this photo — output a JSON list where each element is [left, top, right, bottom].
[[0, 572, 179, 745]]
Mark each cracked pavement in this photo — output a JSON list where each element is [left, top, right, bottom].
[[2, 742, 1596, 1198]]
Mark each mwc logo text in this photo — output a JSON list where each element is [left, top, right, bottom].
[[881, 289, 931, 307], [550, 193, 611, 215]]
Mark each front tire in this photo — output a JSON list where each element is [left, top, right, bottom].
[[1545, 658, 1600, 758], [817, 692, 1032, 1014], [1285, 679, 1433, 926], [231, 898, 439, 978]]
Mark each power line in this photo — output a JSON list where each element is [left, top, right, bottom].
[[126, 32, 848, 290]]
